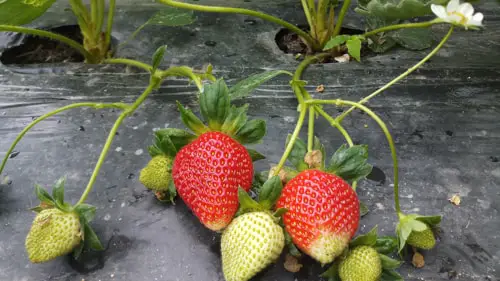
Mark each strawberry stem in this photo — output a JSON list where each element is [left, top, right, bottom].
[[331, 0, 351, 37], [305, 99, 401, 214], [0, 102, 127, 176], [307, 107, 315, 152]]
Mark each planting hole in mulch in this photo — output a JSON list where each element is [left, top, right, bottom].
[[0, 25, 85, 65], [275, 25, 372, 63]]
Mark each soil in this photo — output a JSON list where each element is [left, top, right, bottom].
[[0, 25, 85, 65]]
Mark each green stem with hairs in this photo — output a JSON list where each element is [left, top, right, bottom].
[[337, 26, 454, 122], [75, 82, 157, 207], [316, 109, 353, 147], [306, 99, 401, 213], [103, 58, 152, 72], [0, 25, 92, 61], [332, 0, 351, 36], [156, 0, 318, 50], [308, 107, 315, 152], [105, 0, 116, 48], [301, 0, 315, 37], [362, 19, 443, 38], [0, 102, 127, 175]]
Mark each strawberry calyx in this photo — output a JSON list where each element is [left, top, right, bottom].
[[236, 175, 286, 220], [396, 213, 441, 252], [29, 177, 104, 261], [321, 226, 403, 281]]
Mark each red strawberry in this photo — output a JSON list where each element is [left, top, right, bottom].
[[173, 131, 254, 231], [276, 169, 360, 264]]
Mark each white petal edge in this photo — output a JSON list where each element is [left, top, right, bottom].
[[447, 0, 460, 13], [458, 3, 474, 18], [472, 13, 484, 23], [431, 4, 448, 19]]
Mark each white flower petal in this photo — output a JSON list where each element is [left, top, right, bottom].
[[472, 13, 484, 23], [458, 3, 474, 18], [447, 0, 460, 13], [431, 4, 448, 19], [448, 14, 463, 24], [467, 20, 482, 27]]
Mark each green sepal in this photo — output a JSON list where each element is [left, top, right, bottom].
[[349, 225, 378, 248], [396, 214, 429, 252], [320, 260, 341, 281], [285, 135, 308, 171], [258, 176, 283, 210], [247, 149, 266, 162], [327, 144, 373, 182], [148, 128, 196, 158], [220, 104, 249, 136], [51, 177, 66, 208], [236, 187, 264, 216], [233, 119, 266, 145], [177, 101, 209, 135], [381, 268, 404, 281], [157, 181, 177, 204], [72, 240, 85, 260], [83, 222, 104, 251], [151, 45, 167, 73], [34, 184, 55, 207], [199, 79, 230, 130], [273, 208, 288, 218], [379, 254, 402, 270], [414, 214, 442, 227], [359, 201, 369, 217], [312, 136, 326, 169], [74, 204, 97, 223], [323, 35, 351, 51], [375, 236, 398, 254], [285, 230, 302, 258]]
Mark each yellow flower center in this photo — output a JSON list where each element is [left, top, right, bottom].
[[448, 11, 468, 25]]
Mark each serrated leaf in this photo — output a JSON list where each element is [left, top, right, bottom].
[[380, 254, 402, 269], [415, 214, 442, 227], [350, 226, 378, 247], [151, 45, 167, 73], [258, 176, 283, 209], [327, 144, 373, 182], [285, 135, 308, 171], [74, 204, 97, 223], [234, 119, 266, 145], [176, 101, 209, 135], [364, 15, 399, 53], [355, 0, 448, 20], [200, 79, 231, 130], [83, 223, 104, 251], [381, 268, 404, 281], [146, 7, 196, 27], [34, 184, 55, 205], [0, 0, 57, 25], [360, 201, 369, 217], [375, 236, 398, 254], [323, 35, 351, 50], [390, 28, 433, 50], [346, 37, 362, 62], [221, 104, 249, 136], [247, 149, 265, 162], [229, 70, 292, 100]]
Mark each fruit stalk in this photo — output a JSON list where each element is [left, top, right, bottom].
[[332, 0, 352, 37], [105, 0, 116, 48], [307, 106, 315, 152]]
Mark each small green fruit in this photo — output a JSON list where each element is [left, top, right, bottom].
[[25, 208, 82, 263], [139, 155, 173, 191], [406, 227, 436, 250], [339, 246, 382, 281], [221, 212, 285, 281]]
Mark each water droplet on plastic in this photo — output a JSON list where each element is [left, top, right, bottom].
[[244, 19, 257, 25]]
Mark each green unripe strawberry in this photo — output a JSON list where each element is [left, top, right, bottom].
[[221, 212, 285, 281], [25, 208, 82, 263], [139, 155, 173, 191], [339, 246, 382, 281], [406, 228, 436, 250]]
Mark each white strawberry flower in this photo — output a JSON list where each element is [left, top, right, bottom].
[[431, 0, 484, 29]]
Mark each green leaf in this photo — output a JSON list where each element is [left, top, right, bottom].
[[258, 176, 283, 209], [0, 0, 57, 26], [312, 136, 326, 169], [51, 177, 65, 206], [145, 7, 196, 27], [237, 187, 264, 214], [381, 268, 404, 281], [323, 35, 351, 50], [390, 28, 433, 50], [346, 37, 362, 62], [199, 79, 231, 130], [415, 214, 442, 227], [83, 222, 104, 251], [285, 135, 308, 171], [350, 226, 378, 247], [380, 254, 402, 269], [360, 201, 369, 217], [247, 149, 266, 162], [375, 236, 398, 254], [327, 144, 373, 182], [34, 184, 55, 205], [221, 104, 249, 136], [74, 204, 97, 223], [364, 16, 399, 53], [229, 70, 292, 100], [151, 45, 167, 73], [176, 101, 208, 135], [355, 0, 448, 20], [234, 119, 266, 145]]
